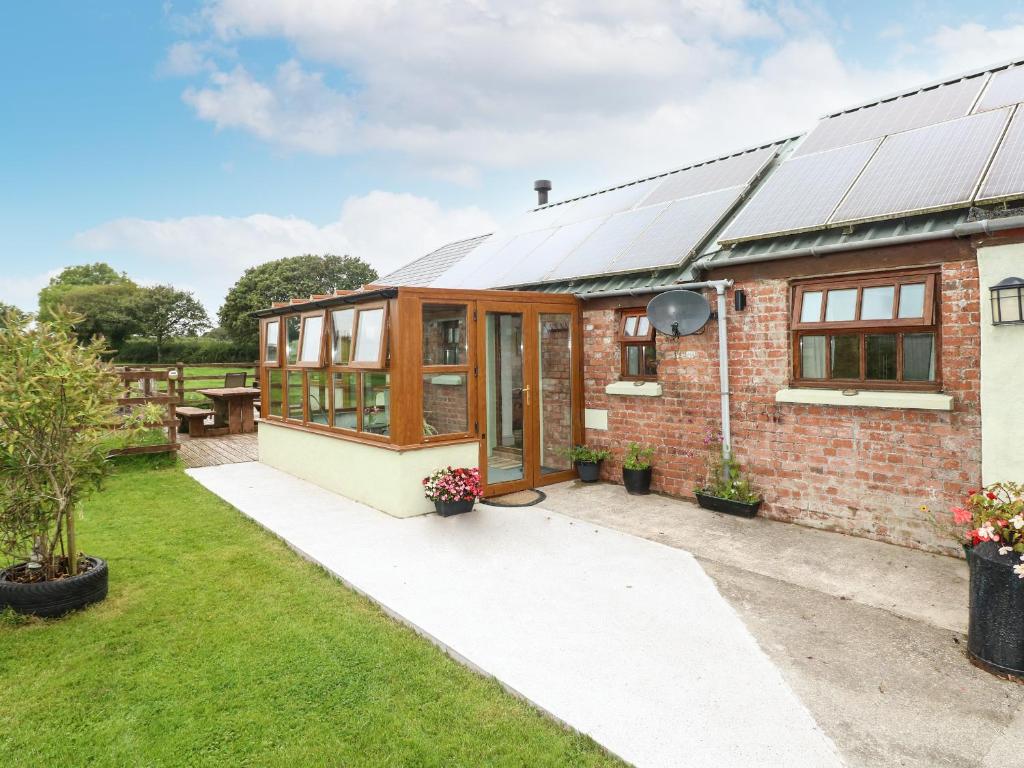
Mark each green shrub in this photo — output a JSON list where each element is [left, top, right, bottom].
[[562, 445, 612, 463], [113, 336, 258, 363], [623, 442, 655, 470]]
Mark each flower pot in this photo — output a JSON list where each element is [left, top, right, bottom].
[[695, 491, 761, 518], [575, 460, 601, 483], [622, 467, 652, 495], [434, 499, 475, 517], [0, 556, 108, 618], [966, 542, 1024, 681]]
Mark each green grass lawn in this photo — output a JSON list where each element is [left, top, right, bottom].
[[0, 459, 620, 767], [181, 366, 256, 406]]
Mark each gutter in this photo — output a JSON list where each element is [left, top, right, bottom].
[[250, 288, 399, 318], [692, 213, 1024, 275]]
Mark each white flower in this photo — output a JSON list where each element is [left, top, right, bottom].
[[1013, 515, 1024, 530], [1014, 564, 1024, 579], [1000, 546, 1013, 555]]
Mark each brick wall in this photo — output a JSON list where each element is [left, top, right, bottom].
[[582, 258, 981, 554]]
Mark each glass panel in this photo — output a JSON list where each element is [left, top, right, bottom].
[[485, 312, 524, 484], [624, 316, 638, 336], [625, 344, 656, 377], [353, 308, 384, 363], [800, 336, 826, 378], [865, 334, 897, 380], [422, 304, 468, 365], [331, 372, 358, 430], [800, 290, 823, 323], [362, 372, 390, 435], [539, 313, 573, 475], [637, 316, 650, 336], [825, 288, 857, 321], [268, 369, 283, 416], [861, 286, 894, 320], [299, 315, 324, 363], [265, 320, 279, 363], [898, 283, 926, 318], [995, 288, 1024, 323], [285, 316, 300, 364], [306, 370, 329, 424], [422, 373, 468, 436], [903, 333, 936, 381], [331, 309, 354, 365], [286, 371, 303, 420], [830, 334, 860, 378]]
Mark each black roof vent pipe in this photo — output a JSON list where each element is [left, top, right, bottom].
[[534, 179, 552, 206]]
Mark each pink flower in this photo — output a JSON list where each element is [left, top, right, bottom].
[[952, 506, 972, 525]]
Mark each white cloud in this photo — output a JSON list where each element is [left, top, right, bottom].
[[927, 23, 1024, 74], [72, 191, 497, 314], [0, 270, 61, 313]]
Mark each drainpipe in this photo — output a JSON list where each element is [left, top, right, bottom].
[[576, 279, 735, 479], [691, 213, 1024, 274]]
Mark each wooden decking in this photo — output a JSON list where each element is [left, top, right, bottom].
[[178, 433, 258, 468]]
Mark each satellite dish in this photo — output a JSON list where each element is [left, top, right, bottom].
[[646, 290, 711, 337]]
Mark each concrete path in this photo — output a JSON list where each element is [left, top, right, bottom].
[[188, 462, 841, 768]]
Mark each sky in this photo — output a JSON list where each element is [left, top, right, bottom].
[[2, 1, 1024, 317]]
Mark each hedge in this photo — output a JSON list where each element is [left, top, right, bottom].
[[112, 337, 258, 364]]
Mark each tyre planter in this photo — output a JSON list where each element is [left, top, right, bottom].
[[575, 460, 601, 483], [0, 556, 108, 618], [434, 499, 475, 517], [622, 467, 652, 495], [695, 492, 761, 518], [966, 542, 1024, 681]]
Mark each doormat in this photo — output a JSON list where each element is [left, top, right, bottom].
[[480, 489, 547, 507]]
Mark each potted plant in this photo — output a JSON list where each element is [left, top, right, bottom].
[[564, 445, 611, 483], [423, 466, 483, 517], [942, 483, 1024, 680], [0, 308, 143, 618], [694, 430, 761, 517], [622, 443, 655, 495]]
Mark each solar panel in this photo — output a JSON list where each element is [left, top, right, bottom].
[[976, 65, 1024, 113], [832, 107, 1010, 225], [794, 77, 985, 157], [543, 204, 670, 282], [429, 233, 513, 288], [492, 217, 605, 287], [719, 139, 880, 242], [640, 146, 776, 207], [550, 180, 656, 226], [976, 107, 1024, 202], [503, 202, 569, 235], [609, 187, 744, 273]]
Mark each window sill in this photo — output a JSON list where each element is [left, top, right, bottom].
[[605, 381, 662, 397], [774, 388, 953, 411]]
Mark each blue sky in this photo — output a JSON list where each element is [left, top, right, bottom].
[[2, 1, 1023, 315]]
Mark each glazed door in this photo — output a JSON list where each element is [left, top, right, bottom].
[[478, 302, 579, 495]]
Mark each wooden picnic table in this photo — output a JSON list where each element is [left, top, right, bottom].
[[196, 387, 261, 435]]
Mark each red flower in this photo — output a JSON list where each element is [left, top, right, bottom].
[[952, 506, 972, 525], [987, 492, 998, 501]]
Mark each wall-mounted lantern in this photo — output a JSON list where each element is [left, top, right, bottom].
[[990, 276, 1024, 325]]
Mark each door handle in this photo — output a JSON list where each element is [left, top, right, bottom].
[[521, 385, 530, 406]]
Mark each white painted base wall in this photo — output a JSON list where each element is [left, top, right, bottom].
[[978, 244, 1024, 484], [258, 421, 479, 517]]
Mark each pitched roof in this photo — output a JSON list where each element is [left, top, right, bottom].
[[380, 233, 492, 287]]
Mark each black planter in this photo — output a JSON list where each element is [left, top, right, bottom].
[[695, 491, 761, 518], [622, 467, 652, 495], [434, 499, 475, 517], [575, 460, 602, 483], [966, 542, 1024, 680], [0, 556, 108, 618]]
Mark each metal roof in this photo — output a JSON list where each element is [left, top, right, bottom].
[[379, 233, 492, 287]]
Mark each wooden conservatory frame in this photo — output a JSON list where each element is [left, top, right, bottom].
[[255, 286, 584, 501]]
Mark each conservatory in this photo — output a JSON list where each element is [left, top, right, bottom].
[[254, 286, 583, 516]]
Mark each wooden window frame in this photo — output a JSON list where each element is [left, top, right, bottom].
[[329, 306, 356, 366], [790, 269, 941, 392], [261, 318, 282, 367], [420, 301, 473, 442], [618, 308, 657, 381], [348, 302, 389, 370], [283, 314, 302, 365], [293, 310, 328, 369]]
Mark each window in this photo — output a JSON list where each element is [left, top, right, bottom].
[[262, 319, 280, 365], [295, 311, 326, 367], [285, 316, 301, 364], [362, 372, 391, 435], [331, 308, 354, 365], [791, 270, 939, 389], [618, 309, 657, 379], [421, 303, 471, 438], [422, 304, 467, 365], [268, 369, 284, 417], [307, 370, 329, 425], [350, 304, 388, 368]]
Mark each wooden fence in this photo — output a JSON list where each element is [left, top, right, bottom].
[[108, 362, 258, 456]]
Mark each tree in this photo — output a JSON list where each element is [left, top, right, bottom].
[[219, 254, 378, 346], [133, 285, 210, 362], [61, 283, 141, 348], [0, 303, 27, 327], [38, 262, 132, 320]]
